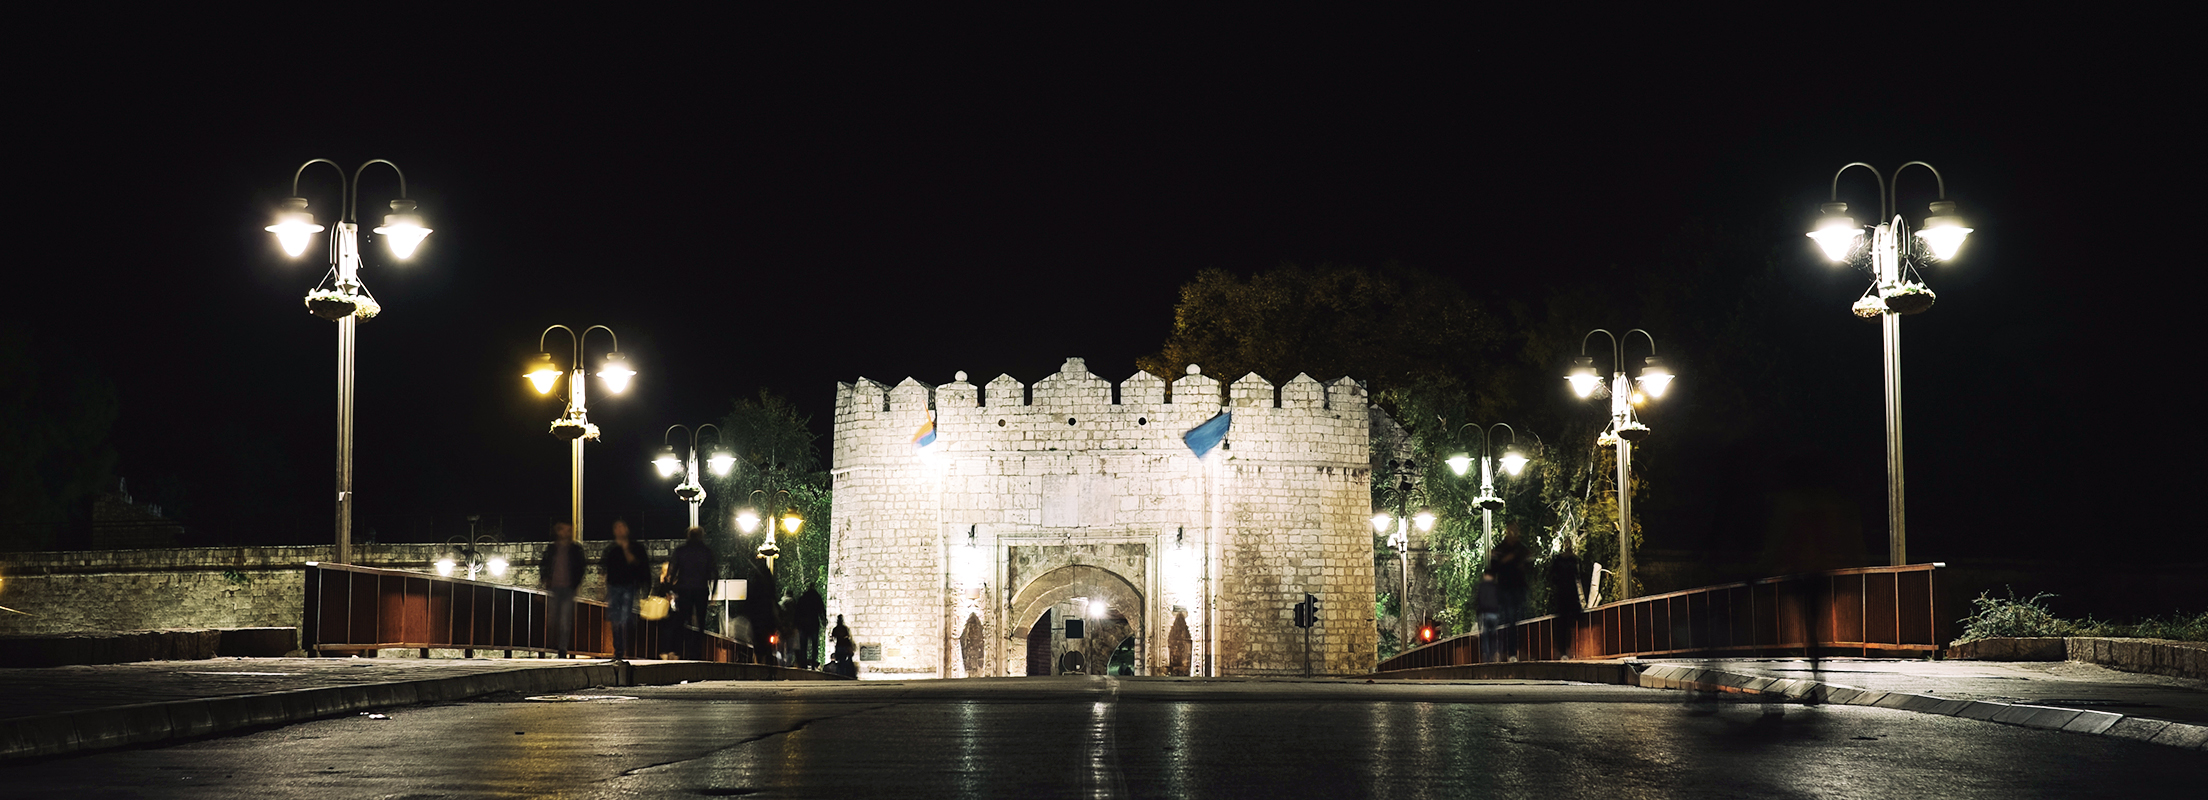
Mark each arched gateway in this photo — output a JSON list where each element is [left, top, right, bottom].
[[828, 358, 1378, 678]]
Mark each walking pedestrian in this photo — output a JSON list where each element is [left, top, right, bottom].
[[1487, 523, 1533, 661], [1546, 540, 1586, 658], [540, 521, 586, 658], [602, 519, 651, 661], [668, 526, 716, 660]]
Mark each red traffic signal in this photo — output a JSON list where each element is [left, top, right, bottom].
[[1419, 619, 1437, 643]]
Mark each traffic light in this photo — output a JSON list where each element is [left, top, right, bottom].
[[1419, 619, 1437, 643], [1292, 599, 1309, 628], [1305, 593, 1319, 626]]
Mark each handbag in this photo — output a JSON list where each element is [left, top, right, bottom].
[[638, 562, 673, 620]]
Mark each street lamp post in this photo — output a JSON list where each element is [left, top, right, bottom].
[[267, 159, 433, 565], [655, 424, 735, 528], [737, 489, 804, 574], [1808, 162, 1972, 566], [526, 326, 635, 539], [1446, 423, 1533, 558], [1567, 329, 1672, 600], [1368, 459, 1433, 650], [435, 517, 508, 581]]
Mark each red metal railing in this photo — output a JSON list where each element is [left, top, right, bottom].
[[1377, 563, 1945, 672], [303, 562, 751, 661]]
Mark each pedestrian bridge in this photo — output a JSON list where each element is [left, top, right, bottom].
[[1377, 563, 1947, 672]]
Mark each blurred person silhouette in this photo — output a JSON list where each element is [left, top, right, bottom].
[[539, 521, 586, 658], [1486, 523, 1532, 661], [668, 526, 717, 660], [743, 554, 781, 664], [1476, 572, 1505, 662], [1546, 540, 1586, 658], [823, 614, 858, 677], [601, 519, 651, 661]]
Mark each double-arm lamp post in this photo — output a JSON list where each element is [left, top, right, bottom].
[[655, 424, 735, 528], [1368, 459, 1434, 649], [1567, 329, 1672, 600], [525, 326, 635, 538], [266, 159, 432, 564], [737, 489, 804, 573], [1446, 423, 1532, 559], [1807, 162, 1972, 566]]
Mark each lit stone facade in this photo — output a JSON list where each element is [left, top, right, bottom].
[[829, 358, 1377, 678]]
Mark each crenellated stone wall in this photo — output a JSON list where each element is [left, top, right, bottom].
[[830, 358, 1377, 678]]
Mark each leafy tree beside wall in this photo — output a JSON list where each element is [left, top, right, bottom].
[[705, 390, 832, 598]]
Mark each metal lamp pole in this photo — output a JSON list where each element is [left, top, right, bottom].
[[1370, 460, 1432, 650], [527, 326, 634, 539], [1568, 329, 1671, 600], [1809, 162, 1972, 566], [267, 159, 432, 565], [657, 424, 732, 528]]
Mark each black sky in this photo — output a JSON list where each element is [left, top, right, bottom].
[[10, 18, 2201, 563]]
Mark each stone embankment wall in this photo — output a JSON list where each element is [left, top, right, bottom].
[[0, 540, 684, 643], [831, 357, 1378, 679], [1947, 636, 2208, 681]]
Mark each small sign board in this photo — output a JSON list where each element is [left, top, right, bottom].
[[711, 579, 747, 601], [859, 644, 883, 662]]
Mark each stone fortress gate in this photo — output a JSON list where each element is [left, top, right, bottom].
[[828, 358, 1377, 678]]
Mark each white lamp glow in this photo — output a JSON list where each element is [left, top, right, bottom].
[[1806, 202, 1861, 263], [266, 197, 324, 258], [736, 509, 760, 534], [1498, 446, 1529, 476], [434, 558, 456, 577], [486, 556, 508, 577], [1917, 201, 1971, 260], [653, 446, 681, 477], [1370, 512, 1392, 534], [1446, 453, 1472, 477], [1413, 507, 1436, 532], [597, 352, 635, 394], [1567, 356, 1602, 399], [1637, 356, 1673, 399], [707, 450, 735, 476], [371, 199, 431, 259]]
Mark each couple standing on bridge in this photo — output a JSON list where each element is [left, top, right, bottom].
[[1478, 522, 1587, 662]]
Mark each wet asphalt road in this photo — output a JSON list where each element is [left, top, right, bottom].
[[6, 676, 2200, 798]]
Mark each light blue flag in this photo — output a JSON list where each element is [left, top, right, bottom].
[[1183, 411, 1232, 458]]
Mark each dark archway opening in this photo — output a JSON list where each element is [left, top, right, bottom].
[[1025, 609, 1052, 676]]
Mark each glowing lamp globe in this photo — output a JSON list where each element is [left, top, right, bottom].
[[1806, 202, 1861, 263], [486, 556, 508, 577], [1413, 507, 1437, 532], [597, 352, 636, 394], [524, 353, 562, 394], [781, 509, 804, 535], [735, 509, 761, 534], [371, 199, 432, 259], [1917, 200, 1972, 260], [1637, 356, 1673, 399], [653, 445, 682, 477], [1446, 453, 1472, 477], [707, 450, 735, 476], [266, 197, 324, 258], [1566, 356, 1602, 399], [1370, 512, 1393, 534], [1498, 445, 1529, 477]]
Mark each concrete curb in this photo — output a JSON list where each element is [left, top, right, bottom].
[[0, 661, 847, 762], [1634, 663, 2208, 752]]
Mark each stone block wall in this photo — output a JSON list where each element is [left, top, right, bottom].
[[830, 358, 1377, 678], [0, 540, 688, 643]]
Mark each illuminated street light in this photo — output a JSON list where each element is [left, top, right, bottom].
[[436, 516, 503, 581], [1571, 329, 1671, 600], [741, 489, 801, 573], [1810, 162, 1971, 566], [1369, 458, 1423, 649], [1449, 422, 1538, 559], [527, 325, 632, 540], [267, 159, 431, 565], [656, 423, 727, 528]]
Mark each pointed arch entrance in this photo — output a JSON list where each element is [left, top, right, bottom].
[[1009, 564, 1145, 676]]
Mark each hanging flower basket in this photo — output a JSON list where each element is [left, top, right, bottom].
[[1852, 296, 1887, 319], [1617, 422, 1651, 443], [549, 419, 600, 441], [1881, 282, 1936, 315], [1474, 495, 1507, 511], [1596, 432, 1620, 448], [303, 289, 381, 321]]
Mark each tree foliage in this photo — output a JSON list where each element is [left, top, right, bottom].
[[704, 390, 831, 597], [0, 325, 118, 551]]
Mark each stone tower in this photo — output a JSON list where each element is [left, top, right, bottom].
[[828, 358, 1376, 678]]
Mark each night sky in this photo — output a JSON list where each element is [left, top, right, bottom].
[[11, 22, 2200, 569]]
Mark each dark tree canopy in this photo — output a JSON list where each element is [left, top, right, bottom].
[[1136, 264, 1501, 405]]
